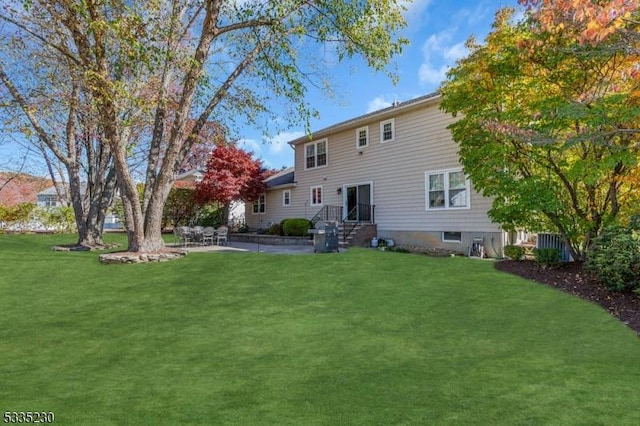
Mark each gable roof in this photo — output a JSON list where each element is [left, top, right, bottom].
[[288, 92, 441, 146], [175, 168, 205, 182], [37, 187, 59, 196], [265, 167, 295, 189]]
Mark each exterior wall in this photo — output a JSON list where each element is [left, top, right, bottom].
[[246, 96, 504, 255], [37, 194, 63, 208], [380, 230, 504, 258], [245, 187, 296, 230]]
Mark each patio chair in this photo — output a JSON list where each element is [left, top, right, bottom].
[[201, 227, 215, 246], [176, 226, 192, 247], [215, 226, 228, 245], [192, 226, 204, 245]]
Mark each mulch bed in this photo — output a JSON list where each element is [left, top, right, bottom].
[[495, 260, 640, 336]]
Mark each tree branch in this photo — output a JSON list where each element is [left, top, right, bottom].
[[0, 61, 71, 165], [0, 12, 81, 66]]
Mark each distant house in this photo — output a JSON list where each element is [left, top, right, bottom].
[[37, 187, 65, 208], [36, 186, 122, 230], [174, 169, 205, 188], [244, 93, 507, 257]]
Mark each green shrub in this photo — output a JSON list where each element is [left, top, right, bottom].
[[281, 218, 311, 237], [388, 246, 411, 253], [268, 223, 281, 235], [0, 202, 36, 224], [280, 218, 294, 235], [533, 248, 560, 268], [36, 206, 76, 233], [586, 223, 640, 292], [503, 245, 525, 260]]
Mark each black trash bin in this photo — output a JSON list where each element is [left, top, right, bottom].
[[312, 220, 339, 253]]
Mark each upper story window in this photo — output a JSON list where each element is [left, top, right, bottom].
[[310, 185, 323, 206], [380, 119, 395, 143], [426, 169, 470, 210], [356, 126, 369, 149], [252, 194, 266, 214], [305, 139, 327, 169], [283, 190, 291, 206]]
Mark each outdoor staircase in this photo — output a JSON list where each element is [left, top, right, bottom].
[[337, 222, 377, 248], [310, 204, 377, 248]]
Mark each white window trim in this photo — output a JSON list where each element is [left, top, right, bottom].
[[282, 189, 291, 207], [425, 168, 471, 210], [310, 185, 323, 206], [442, 231, 463, 243], [356, 126, 369, 149], [304, 138, 328, 170], [380, 119, 395, 143], [252, 194, 266, 215]]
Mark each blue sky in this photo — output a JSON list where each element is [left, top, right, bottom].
[[241, 0, 523, 170], [1, 0, 522, 176]]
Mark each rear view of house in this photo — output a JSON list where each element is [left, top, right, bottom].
[[245, 93, 505, 257]]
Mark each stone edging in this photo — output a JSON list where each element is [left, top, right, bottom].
[[99, 250, 187, 264]]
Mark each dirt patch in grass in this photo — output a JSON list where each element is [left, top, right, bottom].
[[495, 260, 640, 336]]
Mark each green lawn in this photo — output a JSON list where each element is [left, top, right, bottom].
[[1, 233, 639, 425]]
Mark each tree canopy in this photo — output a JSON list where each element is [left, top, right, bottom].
[[440, 7, 640, 260]]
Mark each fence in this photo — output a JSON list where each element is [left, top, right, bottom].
[[536, 233, 573, 262]]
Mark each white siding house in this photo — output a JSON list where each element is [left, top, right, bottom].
[[245, 93, 505, 256]]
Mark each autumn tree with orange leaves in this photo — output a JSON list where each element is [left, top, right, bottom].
[[519, 0, 639, 44], [441, 6, 640, 261]]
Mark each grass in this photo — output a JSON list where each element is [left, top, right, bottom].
[[1, 233, 640, 425]]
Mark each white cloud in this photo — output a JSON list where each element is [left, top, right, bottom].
[[443, 41, 467, 63], [418, 63, 449, 86], [366, 96, 393, 113], [264, 131, 305, 154], [415, 1, 511, 88], [401, 0, 433, 25], [237, 138, 262, 155], [418, 29, 470, 87]]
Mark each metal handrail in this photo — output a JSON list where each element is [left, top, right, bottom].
[[310, 205, 343, 227], [311, 204, 375, 242], [342, 203, 375, 242]]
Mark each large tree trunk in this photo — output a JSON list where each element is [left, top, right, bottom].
[[76, 166, 118, 247], [113, 152, 146, 252]]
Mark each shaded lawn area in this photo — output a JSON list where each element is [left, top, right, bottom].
[[1, 234, 639, 425]]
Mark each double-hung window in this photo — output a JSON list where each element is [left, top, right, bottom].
[[356, 126, 369, 149], [380, 119, 395, 143], [252, 194, 266, 214], [426, 169, 470, 210], [310, 186, 323, 206], [305, 139, 327, 169], [283, 190, 291, 206]]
